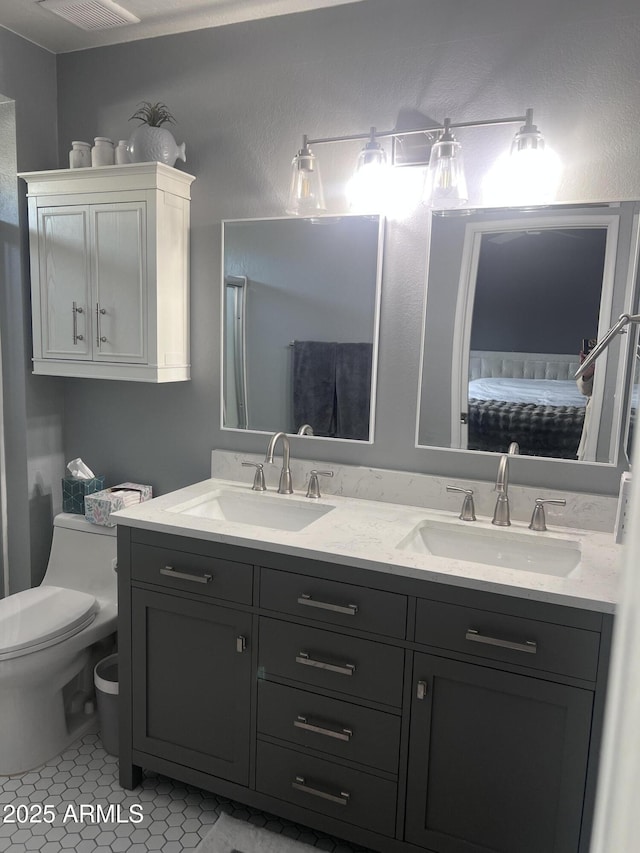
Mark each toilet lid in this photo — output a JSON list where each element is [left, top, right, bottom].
[[0, 586, 98, 659]]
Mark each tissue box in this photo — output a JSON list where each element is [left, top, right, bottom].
[[62, 476, 106, 514], [85, 482, 153, 527]]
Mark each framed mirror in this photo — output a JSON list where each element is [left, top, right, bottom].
[[221, 214, 383, 441], [416, 202, 640, 464]]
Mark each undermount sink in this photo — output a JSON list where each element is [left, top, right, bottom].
[[167, 489, 334, 532], [397, 519, 581, 576]]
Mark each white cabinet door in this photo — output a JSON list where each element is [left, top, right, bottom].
[[92, 203, 146, 363], [38, 207, 91, 360]]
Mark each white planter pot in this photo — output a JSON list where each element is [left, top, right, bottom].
[[127, 126, 186, 167]]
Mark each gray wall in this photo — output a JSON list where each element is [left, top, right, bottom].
[[0, 29, 62, 591], [471, 228, 605, 352], [54, 0, 640, 497]]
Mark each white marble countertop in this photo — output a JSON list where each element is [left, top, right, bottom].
[[113, 476, 621, 614]]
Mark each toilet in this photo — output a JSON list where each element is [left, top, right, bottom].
[[0, 513, 118, 775]]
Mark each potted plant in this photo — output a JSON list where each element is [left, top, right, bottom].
[[127, 101, 186, 167]]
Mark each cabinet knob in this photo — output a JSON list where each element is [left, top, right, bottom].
[[416, 680, 428, 700], [236, 635, 247, 653]]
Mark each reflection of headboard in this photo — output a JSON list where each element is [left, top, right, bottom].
[[469, 350, 580, 381]]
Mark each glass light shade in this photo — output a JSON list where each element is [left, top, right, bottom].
[[482, 113, 562, 206], [423, 128, 468, 209], [482, 147, 562, 206], [346, 143, 390, 213], [286, 144, 326, 216]]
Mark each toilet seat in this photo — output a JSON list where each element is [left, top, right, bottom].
[[0, 586, 98, 662]]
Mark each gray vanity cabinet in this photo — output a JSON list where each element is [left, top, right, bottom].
[[119, 528, 255, 789], [405, 653, 593, 853], [118, 526, 611, 853], [131, 589, 253, 785]]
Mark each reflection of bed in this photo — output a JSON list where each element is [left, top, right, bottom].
[[467, 353, 587, 458], [469, 377, 588, 407]]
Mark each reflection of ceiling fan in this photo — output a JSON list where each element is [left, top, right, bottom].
[[487, 229, 586, 244]]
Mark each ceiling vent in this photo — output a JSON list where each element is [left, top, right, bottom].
[[38, 0, 140, 31]]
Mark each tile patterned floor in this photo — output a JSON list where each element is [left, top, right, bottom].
[[0, 733, 373, 853]]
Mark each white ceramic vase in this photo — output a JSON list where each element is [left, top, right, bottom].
[[127, 125, 186, 167]]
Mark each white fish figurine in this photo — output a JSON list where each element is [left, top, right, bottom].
[[127, 125, 186, 167]]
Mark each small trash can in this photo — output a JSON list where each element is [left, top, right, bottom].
[[94, 654, 119, 756]]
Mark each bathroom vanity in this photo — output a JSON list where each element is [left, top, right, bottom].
[[116, 474, 617, 853]]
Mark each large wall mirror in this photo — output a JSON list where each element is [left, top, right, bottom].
[[221, 215, 383, 441], [417, 202, 640, 465]]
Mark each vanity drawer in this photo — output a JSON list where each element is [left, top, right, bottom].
[[257, 681, 400, 774], [260, 567, 407, 638], [415, 599, 600, 681], [256, 740, 397, 837], [259, 617, 404, 707], [131, 543, 253, 605]]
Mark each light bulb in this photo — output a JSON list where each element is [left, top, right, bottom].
[[482, 110, 562, 206], [423, 119, 468, 209], [286, 137, 326, 216], [346, 130, 391, 213]]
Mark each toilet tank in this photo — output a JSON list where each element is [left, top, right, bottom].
[[41, 513, 117, 603]]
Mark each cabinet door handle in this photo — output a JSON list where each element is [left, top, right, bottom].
[[292, 776, 350, 806], [160, 566, 213, 584], [416, 680, 428, 700], [96, 303, 107, 347], [295, 651, 356, 676], [294, 715, 353, 742], [297, 593, 358, 616], [465, 628, 537, 654], [236, 635, 247, 653], [72, 302, 84, 344]]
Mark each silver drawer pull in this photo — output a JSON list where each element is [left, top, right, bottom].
[[296, 651, 356, 676], [72, 301, 84, 345], [465, 628, 537, 654], [292, 776, 350, 806], [297, 594, 358, 616], [294, 715, 353, 742], [160, 566, 213, 584]]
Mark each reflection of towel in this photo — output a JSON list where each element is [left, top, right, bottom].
[[293, 341, 337, 437], [336, 343, 372, 440]]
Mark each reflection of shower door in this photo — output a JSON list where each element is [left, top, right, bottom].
[[224, 277, 248, 429]]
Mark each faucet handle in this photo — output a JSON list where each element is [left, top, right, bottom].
[[306, 470, 334, 499], [242, 461, 266, 492], [529, 498, 566, 532], [446, 485, 476, 521]]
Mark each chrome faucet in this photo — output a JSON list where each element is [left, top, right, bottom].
[[265, 432, 293, 494], [492, 441, 519, 526]]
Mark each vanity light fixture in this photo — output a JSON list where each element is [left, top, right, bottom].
[[482, 109, 562, 206], [286, 135, 326, 216], [287, 108, 559, 215], [346, 127, 391, 213], [423, 118, 468, 209]]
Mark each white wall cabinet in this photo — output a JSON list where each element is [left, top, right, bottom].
[[21, 163, 195, 382]]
